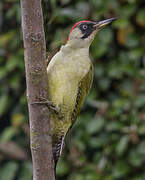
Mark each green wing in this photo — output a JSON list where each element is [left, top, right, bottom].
[[71, 63, 94, 125]]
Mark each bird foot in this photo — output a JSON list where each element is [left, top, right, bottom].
[[31, 97, 60, 115]]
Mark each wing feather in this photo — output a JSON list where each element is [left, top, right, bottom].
[[71, 63, 94, 125]]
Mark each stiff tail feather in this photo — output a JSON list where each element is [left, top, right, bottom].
[[52, 135, 65, 171]]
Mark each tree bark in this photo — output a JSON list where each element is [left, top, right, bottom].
[[20, 0, 55, 179]]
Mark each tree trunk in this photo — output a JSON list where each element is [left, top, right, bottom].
[[20, 0, 55, 179]]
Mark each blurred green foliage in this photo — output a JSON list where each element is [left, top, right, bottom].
[[0, 0, 145, 179]]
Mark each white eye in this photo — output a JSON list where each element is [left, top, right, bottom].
[[83, 25, 88, 30]]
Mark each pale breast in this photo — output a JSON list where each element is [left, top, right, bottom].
[[47, 46, 91, 111]]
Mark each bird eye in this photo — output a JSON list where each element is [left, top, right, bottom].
[[82, 25, 88, 30]]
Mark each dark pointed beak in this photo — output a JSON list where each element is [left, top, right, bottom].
[[94, 17, 118, 29]]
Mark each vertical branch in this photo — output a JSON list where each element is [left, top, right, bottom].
[[20, 0, 55, 179]]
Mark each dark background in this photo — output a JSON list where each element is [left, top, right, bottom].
[[0, 0, 145, 179]]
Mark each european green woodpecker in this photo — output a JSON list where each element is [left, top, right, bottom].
[[47, 18, 117, 168]]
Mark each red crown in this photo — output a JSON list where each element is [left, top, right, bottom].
[[66, 20, 91, 43]]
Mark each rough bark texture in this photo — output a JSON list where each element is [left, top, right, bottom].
[[20, 0, 55, 179]]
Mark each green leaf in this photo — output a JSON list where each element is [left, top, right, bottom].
[[0, 127, 17, 142], [0, 95, 9, 116], [0, 162, 18, 180], [19, 162, 32, 180], [116, 136, 129, 156], [87, 116, 105, 134], [112, 161, 130, 178]]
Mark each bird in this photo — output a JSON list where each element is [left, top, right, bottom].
[[47, 17, 117, 169]]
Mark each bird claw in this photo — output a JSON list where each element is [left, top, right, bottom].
[[31, 97, 60, 115], [47, 101, 60, 115]]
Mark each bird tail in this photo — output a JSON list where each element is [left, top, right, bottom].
[[52, 135, 65, 171]]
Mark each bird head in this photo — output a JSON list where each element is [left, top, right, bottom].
[[66, 17, 117, 48]]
